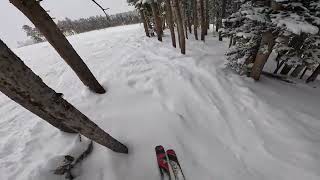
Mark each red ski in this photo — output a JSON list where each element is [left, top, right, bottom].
[[167, 149, 185, 180], [155, 145, 171, 180]]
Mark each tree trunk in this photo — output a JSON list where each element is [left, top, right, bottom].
[[219, 0, 227, 41], [193, 0, 199, 40], [280, 64, 293, 75], [165, 0, 177, 48], [187, 13, 192, 33], [172, 0, 186, 54], [0, 40, 128, 154], [181, 1, 189, 39], [300, 67, 308, 79], [10, 0, 105, 94], [291, 65, 304, 78], [140, 9, 150, 37], [273, 54, 285, 74], [205, 0, 209, 34], [229, 35, 233, 48], [151, 1, 163, 42], [199, 0, 206, 41], [215, 11, 220, 32], [251, 31, 275, 81], [306, 64, 320, 83]]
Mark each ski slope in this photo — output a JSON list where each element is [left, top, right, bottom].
[[1, 24, 320, 180]]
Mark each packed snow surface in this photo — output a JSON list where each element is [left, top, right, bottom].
[[1, 24, 320, 180]]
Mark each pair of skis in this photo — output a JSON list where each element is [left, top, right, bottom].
[[155, 145, 185, 180]]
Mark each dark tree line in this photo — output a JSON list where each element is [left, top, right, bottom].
[[22, 11, 141, 44]]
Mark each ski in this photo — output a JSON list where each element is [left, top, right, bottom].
[[155, 145, 171, 180], [166, 149, 185, 180]]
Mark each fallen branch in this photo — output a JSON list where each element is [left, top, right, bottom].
[[91, 0, 110, 17], [54, 139, 94, 180]]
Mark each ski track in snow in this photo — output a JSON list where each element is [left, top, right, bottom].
[[1, 24, 320, 180]]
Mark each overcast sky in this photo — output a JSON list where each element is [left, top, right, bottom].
[[0, 0, 134, 48]]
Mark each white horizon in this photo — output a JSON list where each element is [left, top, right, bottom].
[[0, 0, 134, 48]]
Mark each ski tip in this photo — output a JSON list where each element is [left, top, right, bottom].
[[166, 149, 176, 156], [155, 145, 165, 151]]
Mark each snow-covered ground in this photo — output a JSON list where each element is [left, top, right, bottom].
[[1, 24, 320, 180]]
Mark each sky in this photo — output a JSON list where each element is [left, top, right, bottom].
[[0, 0, 134, 48]]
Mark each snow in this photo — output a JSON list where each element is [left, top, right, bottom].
[[1, 24, 320, 180], [272, 13, 319, 35]]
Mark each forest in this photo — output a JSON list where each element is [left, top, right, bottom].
[[21, 11, 140, 45], [129, 0, 320, 82]]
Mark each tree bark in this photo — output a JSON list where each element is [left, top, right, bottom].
[[300, 67, 308, 79], [193, 0, 199, 40], [187, 13, 192, 33], [0, 40, 128, 153], [215, 10, 220, 32], [229, 35, 233, 48], [172, 0, 186, 54], [204, 0, 209, 35], [150, 1, 163, 42], [199, 0, 206, 41], [306, 64, 320, 83], [291, 65, 304, 78], [140, 9, 150, 37], [280, 64, 293, 75], [251, 31, 275, 81], [165, 0, 177, 48], [181, 1, 189, 39], [10, 0, 106, 94], [219, 0, 227, 41]]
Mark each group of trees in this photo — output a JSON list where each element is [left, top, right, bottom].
[[128, 0, 233, 54], [22, 11, 140, 45], [224, 0, 320, 82], [0, 0, 129, 154], [130, 0, 320, 82]]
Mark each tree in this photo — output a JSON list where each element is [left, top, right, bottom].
[[139, 7, 150, 37], [165, 0, 177, 48], [193, 0, 199, 40], [22, 25, 44, 43], [0, 39, 128, 153], [150, 1, 163, 41], [10, 0, 106, 94], [172, 0, 186, 54], [199, 0, 206, 41]]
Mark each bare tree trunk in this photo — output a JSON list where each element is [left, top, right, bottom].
[[229, 35, 233, 48], [165, 0, 177, 48], [140, 9, 150, 37], [206, 0, 210, 30], [151, 1, 163, 42], [306, 64, 320, 83], [300, 67, 308, 79], [199, 0, 206, 41], [273, 54, 285, 74], [251, 31, 275, 81], [187, 13, 192, 33], [0, 40, 128, 154], [204, 0, 209, 35], [291, 65, 304, 78], [219, 0, 227, 41], [172, 0, 186, 54], [215, 11, 220, 32], [181, 1, 189, 39], [10, 0, 105, 94], [193, 0, 199, 40], [280, 64, 293, 75]]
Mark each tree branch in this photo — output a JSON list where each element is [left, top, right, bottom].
[[91, 0, 110, 17]]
